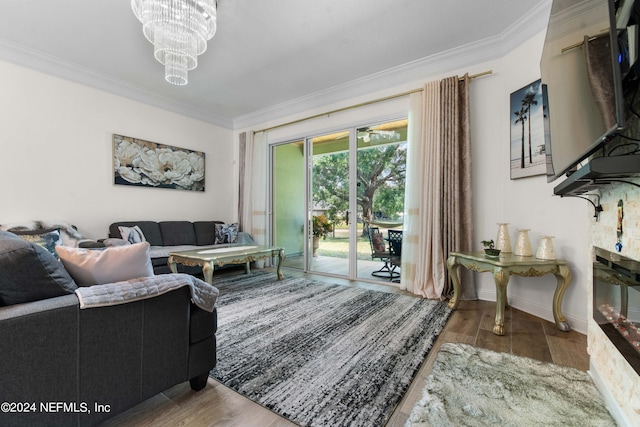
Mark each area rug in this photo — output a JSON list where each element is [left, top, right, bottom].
[[209, 271, 451, 427], [405, 343, 616, 427]]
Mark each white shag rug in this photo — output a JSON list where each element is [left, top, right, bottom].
[[406, 343, 616, 427]]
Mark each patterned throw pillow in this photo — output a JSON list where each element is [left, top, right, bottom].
[[13, 228, 63, 260], [118, 225, 146, 244], [214, 223, 238, 244], [372, 231, 386, 253]]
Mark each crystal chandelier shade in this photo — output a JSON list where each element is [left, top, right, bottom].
[[131, 0, 217, 85]]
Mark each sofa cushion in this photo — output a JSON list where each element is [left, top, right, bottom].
[[0, 231, 77, 306], [193, 221, 223, 246], [214, 223, 238, 244], [159, 221, 197, 246], [56, 242, 154, 286], [118, 225, 146, 244], [12, 228, 63, 260], [109, 221, 163, 246]]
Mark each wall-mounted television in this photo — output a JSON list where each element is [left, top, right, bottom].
[[541, 0, 632, 183]]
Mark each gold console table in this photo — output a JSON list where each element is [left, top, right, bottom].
[[446, 251, 572, 336]]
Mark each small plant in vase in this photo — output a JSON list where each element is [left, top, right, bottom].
[[310, 215, 333, 257], [312, 215, 333, 240], [481, 239, 501, 257]]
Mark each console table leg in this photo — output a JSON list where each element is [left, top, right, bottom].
[[202, 262, 214, 285], [552, 264, 572, 332], [493, 268, 510, 336], [276, 249, 285, 280], [446, 256, 461, 309]]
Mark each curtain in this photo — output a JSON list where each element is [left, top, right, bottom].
[[240, 131, 269, 250], [238, 132, 247, 232], [400, 74, 475, 300], [584, 35, 616, 131]]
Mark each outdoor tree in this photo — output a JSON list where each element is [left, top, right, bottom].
[[312, 144, 406, 236]]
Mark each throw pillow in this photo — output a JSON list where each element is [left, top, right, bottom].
[[12, 228, 63, 260], [56, 242, 154, 286], [0, 231, 77, 306], [118, 225, 146, 244], [214, 223, 238, 244], [372, 232, 386, 252]]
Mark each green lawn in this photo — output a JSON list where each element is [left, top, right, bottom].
[[315, 236, 372, 260]]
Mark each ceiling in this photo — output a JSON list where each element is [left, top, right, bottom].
[[0, 1, 552, 129]]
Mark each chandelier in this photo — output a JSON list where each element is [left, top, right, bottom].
[[131, 0, 217, 86]]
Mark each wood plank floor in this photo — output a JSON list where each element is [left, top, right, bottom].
[[103, 269, 588, 427]]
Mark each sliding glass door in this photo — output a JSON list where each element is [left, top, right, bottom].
[[271, 119, 407, 283], [354, 121, 407, 281]]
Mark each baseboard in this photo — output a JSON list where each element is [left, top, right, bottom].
[[476, 289, 587, 334], [589, 361, 632, 427]]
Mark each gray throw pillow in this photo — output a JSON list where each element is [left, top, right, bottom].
[[0, 231, 77, 306]]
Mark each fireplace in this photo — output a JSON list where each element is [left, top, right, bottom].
[[593, 247, 640, 375]]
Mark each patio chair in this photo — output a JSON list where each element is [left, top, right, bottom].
[[388, 229, 403, 283], [368, 227, 400, 279]]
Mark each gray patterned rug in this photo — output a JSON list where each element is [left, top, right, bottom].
[[209, 271, 451, 427], [405, 343, 616, 427]]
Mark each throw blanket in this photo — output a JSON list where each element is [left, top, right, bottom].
[[75, 273, 219, 312]]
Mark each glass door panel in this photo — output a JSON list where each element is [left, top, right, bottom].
[[355, 120, 408, 281], [308, 130, 350, 275], [272, 140, 306, 270]]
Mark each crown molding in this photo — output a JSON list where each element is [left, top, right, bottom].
[[233, 1, 553, 130], [0, 1, 552, 132], [0, 37, 233, 129]]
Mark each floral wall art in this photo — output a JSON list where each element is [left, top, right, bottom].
[[113, 134, 205, 192]]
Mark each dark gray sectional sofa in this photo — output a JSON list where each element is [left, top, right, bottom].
[[108, 220, 253, 275], [0, 287, 217, 426], [0, 230, 218, 426]]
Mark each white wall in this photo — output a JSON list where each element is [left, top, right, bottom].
[[236, 29, 591, 333], [473, 31, 590, 333], [0, 60, 235, 240]]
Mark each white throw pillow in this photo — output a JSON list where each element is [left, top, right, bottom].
[[118, 225, 146, 244], [56, 242, 154, 286]]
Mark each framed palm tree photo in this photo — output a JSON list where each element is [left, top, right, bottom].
[[510, 79, 546, 179]]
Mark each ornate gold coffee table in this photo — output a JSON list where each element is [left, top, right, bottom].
[[168, 245, 285, 285], [446, 251, 572, 336]]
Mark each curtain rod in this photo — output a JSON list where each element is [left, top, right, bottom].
[[253, 70, 493, 134], [561, 31, 609, 53]]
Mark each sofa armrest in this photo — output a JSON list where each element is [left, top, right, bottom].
[[0, 293, 79, 320], [0, 295, 80, 427], [77, 239, 106, 249], [237, 231, 255, 245]]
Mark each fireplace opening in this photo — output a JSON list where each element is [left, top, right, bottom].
[[593, 247, 640, 375]]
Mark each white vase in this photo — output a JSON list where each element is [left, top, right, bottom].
[[536, 235, 556, 260], [496, 223, 512, 253], [514, 229, 532, 256]]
